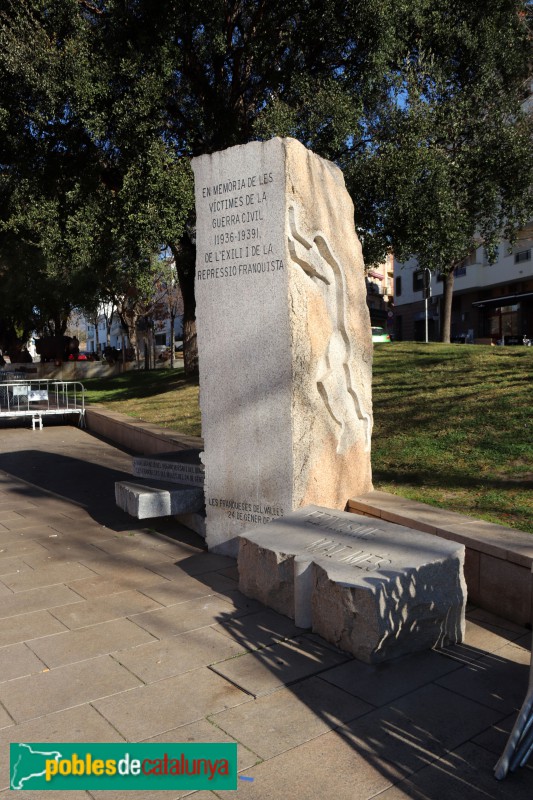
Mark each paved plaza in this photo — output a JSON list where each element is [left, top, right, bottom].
[[0, 423, 531, 799]]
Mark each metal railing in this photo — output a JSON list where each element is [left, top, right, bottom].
[[0, 378, 85, 428]]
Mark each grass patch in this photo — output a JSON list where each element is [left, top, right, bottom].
[[372, 343, 532, 532], [83, 367, 200, 438], [83, 344, 533, 532]]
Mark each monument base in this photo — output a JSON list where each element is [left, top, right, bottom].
[[238, 505, 466, 664]]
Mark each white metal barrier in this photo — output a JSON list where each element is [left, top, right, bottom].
[[0, 377, 85, 428]]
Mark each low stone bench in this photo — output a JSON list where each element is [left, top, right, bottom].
[[115, 479, 204, 521], [238, 505, 466, 664]]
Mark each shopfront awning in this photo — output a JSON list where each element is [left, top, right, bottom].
[[472, 292, 533, 309]]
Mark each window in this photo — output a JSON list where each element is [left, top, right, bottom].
[[454, 265, 467, 278], [395, 276, 402, 297], [514, 249, 531, 264], [413, 271, 424, 292]]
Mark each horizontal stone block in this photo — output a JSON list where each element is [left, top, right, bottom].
[[238, 505, 466, 664], [115, 480, 204, 520], [133, 450, 204, 487]]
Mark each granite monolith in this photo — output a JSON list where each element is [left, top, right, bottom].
[[192, 138, 373, 555]]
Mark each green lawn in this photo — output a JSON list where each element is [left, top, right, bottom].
[[83, 343, 533, 532], [371, 343, 532, 532]]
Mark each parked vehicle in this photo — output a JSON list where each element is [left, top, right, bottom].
[[371, 326, 392, 344]]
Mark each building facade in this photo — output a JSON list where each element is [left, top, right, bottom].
[[366, 253, 395, 334], [393, 223, 533, 343]]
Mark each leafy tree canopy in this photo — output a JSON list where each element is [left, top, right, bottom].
[[0, 0, 531, 350]]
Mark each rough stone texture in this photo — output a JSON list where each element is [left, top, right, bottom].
[[238, 505, 466, 664], [132, 450, 204, 487], [192, 138, 372, 555], [114, 480, 204, 519]]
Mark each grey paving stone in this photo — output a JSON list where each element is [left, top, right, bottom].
[[209, 636, 349, 697], [0, 538, 50, 559], [149, 553, 236, 580], [206, 726, 402, 799], [214, 687, 504, 800], [0, 510, 25, 521], [20, 541, 104, 568], [1, 790, 92, 800], [0, 655, 141, 722], [0, 500, 38, 513], [472, 711, 524, 757], [0, 609, 67, 647], [211, 590, 264, 615], [45, 521, 120, 540], [319, 649, 463, 707], [0, 703, 13, 730], [0, 584, 83, 619], [210, 675, 373, 760], [374, 741, 533, 800], [49, 590, 163, 629], [435, 644, 530, 713], [88, 534, 177, 557], [462, 619, 525, 653], [89, 788, 184, 800], [86, 542, 179, 565], [75, 554, 177, 583], [93, 668, 251, 741], [212, 608, 306, 650], [0, 642, 47, 682], [145, 717, 259, 772], [66, 572, 170, 600], [1, 561, 96, 592], [330, 684, 503, 778], [130, 595, 241, 639], [0, 516, 53, 531], [113, 627, 248, 683], [0, 704, 125, 790], [138, 576, 230, 608], [0, 555, 31, 575], [27, 617, 157, 668]]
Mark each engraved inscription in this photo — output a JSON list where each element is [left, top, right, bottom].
[[197, 170, 283, 281], [305, 537, 391, 571], [208, 497, 284, 526], [304, 510, 378, 539]]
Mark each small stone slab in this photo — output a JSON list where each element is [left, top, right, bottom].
[[238, 505, 466, 664], [115, 480, 204, 520], [132, 449, 204, 487]]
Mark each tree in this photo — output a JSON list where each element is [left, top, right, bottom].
[[345, 0, 533, 342], [0, 0, 407, 372], [1, 0, 531, 353]]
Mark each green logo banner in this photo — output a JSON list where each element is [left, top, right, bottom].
[[10, 742, 237, 791]]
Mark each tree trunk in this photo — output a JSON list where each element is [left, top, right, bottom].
[[170, 236, 198, 377], [170, 309, 175, 369], [440, 270, 455, 343]]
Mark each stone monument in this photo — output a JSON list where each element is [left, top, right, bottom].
[[192, 138, 373, 555]]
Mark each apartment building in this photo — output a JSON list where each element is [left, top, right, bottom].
[[393, 222, 533, 343], [366, 253, 395, 334]]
